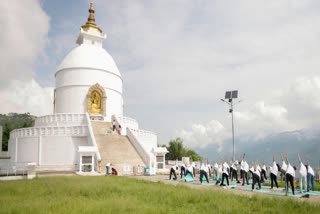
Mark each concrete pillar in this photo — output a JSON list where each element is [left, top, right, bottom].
[[27, 163, 36, 179]]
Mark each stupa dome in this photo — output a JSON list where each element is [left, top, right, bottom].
[[56, 44, 121, 77]]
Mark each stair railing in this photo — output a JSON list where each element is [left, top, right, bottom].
[[85, 113, 101, 170], [126, 127, 151, 166]]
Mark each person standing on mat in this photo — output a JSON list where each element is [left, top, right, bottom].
[[191, 160, 196, 177], [169, 163, 178, 180], [231, 160, 240, 183], [180, 161, 186, 179], [252, 161, 261, 191], [281, 154, 288, 190], [207, 162, 212, 178], [270, 155, 279, 189], [200, 163, 209, 184], [285, 155, 296, 195], [306, 160, 315, 192], [298, 153, 307, 193], [220, 162, 229, 186], [261, 162, 267, 183], [214, 162, 221, 184], [186, 164, 193, 178], [241, 155, 249, 186]]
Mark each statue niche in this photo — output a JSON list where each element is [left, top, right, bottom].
[[90, 90, 101, 114], [87, 83, 107, 115]]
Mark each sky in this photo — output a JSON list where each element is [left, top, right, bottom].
[[1, 0, 320, 154]]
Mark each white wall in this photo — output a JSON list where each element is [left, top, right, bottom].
[[41, 136, 88, 166], [55, 68, 123, 118], [9, 135, 88, 168], [16, 137, 39, 164]]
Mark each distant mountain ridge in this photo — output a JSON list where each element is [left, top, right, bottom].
[[198, 128, 320, 169]]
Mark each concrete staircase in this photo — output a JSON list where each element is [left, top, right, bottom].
[[91, 121, 145, 175]]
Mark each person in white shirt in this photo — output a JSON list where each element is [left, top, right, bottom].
[[105, 162, 111, 175], [307, 160, 315, 191], [220, 162, 229, 186], [169, 163, 178, 180], [207, 163, 212, 178], [230, 160, 239, 183], [213, 163, 220, 184], [269, 155, 279, 189], [200, 163, 209, 184], [186, 164, 194, 178], [281, 154, 288, 190], [112, 120, 116, 131], [261, 163, 267, 183], [252, 162, 261, 190], [298, 154, 307, 193], [191, 161, 196, 177], [241, 155, 249, 186], [285, 155, 296, 195], [180, 162, 186, 179]]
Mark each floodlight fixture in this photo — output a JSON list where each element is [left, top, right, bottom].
[[225, 91, 232, 99], [225, 90, 238, 99]]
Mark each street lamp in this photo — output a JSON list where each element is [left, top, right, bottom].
[[221, 90, 241, 162]]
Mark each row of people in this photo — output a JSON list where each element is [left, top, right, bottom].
[[168, 154, 316, 195]]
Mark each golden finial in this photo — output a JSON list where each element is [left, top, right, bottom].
[[81, 1, 103, 33], [87, 2, 96, 25]]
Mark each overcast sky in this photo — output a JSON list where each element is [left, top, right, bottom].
[[1, 0, 320, 150]]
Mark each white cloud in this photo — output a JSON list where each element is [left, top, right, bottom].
[[280, 76, 320, 127], [177, 120, 228, 148], [234, 101, 291, 137], [0, 0, 52, 116], [2, 0, 320, 145], [177, 76, 320, 148], [0, 79, 53, 116], [91, 1, 320, 143]]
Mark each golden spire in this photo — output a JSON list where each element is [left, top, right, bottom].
[[81, 1, 103, 33]]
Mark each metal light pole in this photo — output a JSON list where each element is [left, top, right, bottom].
[[230, 100, 235, 162], [221, 90, 240, 162]]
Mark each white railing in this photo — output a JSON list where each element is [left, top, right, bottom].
[[117, 116, 139, 129], [0, 161, 28, 176], [127, 128, 150, 166], [35, 113, 87, 127], [89, 115, 104, 121], [85, 113, 101, 161], [129, 128, 157, 145], [10, 126, 88, 138]]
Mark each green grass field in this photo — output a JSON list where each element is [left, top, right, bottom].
[[0, 176, 319, 214]]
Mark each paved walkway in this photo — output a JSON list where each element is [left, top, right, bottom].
[[131, 175, 320, 204]]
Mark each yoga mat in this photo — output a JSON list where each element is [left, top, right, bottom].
[[184, 173, 193, 182]]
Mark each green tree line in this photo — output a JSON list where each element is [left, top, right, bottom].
[[0, 113, 35, 151], [161, 137, 202, 161]]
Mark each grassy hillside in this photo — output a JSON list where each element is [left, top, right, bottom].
[[0, 176, 319, 214]]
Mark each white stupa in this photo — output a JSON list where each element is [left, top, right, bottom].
[[55, 6, 123, 120], [0, 3, 167, 176]]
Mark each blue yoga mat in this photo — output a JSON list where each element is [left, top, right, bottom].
[[184, 173, 193, 182]]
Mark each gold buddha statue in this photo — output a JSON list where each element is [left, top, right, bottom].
[[90, 91, 101, 114]]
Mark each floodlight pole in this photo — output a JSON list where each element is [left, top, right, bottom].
[[221, 97, 241, 162], [230, 100, 235, 163]]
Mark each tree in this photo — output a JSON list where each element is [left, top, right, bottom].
[[0, 113, 35, 151], [166, 138, 185, 160], [2, 123, 12, 151], [185, 150, 201, 161], [165, 137, 201, 161]]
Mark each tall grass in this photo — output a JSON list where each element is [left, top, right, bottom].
[[0, 176, 319, 214]]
